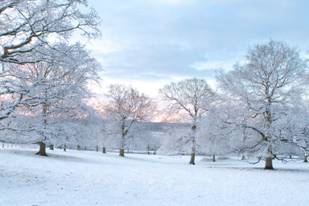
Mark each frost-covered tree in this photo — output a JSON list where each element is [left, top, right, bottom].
[[105, 84, 153, 157], [217, 40, 308, 169], [0, 0, 99, 64], [1, 43, 100, 155], [160, 78, 214, 165], [0, 0, 100, 123]]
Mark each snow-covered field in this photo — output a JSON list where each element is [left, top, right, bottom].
[[1, 148, 309, 206]]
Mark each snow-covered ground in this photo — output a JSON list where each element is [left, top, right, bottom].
[[1, 148, 309, 206]]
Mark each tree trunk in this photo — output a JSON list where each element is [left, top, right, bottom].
[[36, 142, 47, 156], [189, 124, 197, 165], [304, 155, 308, 163], [264, 145, 273, 170], [212, 154, 216, 162], [120, 130, 125, 157], [189, 152, 195, 165], [63, 144, 66, 152], [265, 156, 273, 169], [102, 147, 106, 154], [40, 101, 48, 157], [119, 148, 125, 157]]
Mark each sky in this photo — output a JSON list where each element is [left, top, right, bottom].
[[87, 0, 309, 97]]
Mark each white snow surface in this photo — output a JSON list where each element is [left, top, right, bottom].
[[1, 148, 309, 206]]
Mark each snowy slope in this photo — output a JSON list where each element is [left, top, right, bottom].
[[1, 148, 309, 206]]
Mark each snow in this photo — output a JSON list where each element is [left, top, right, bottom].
[[1, 148, 309, 206]]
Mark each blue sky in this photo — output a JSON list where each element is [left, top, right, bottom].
[[88, 0, 309, 96]]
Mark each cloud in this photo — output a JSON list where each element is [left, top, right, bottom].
[[87, 0, 309, 96]]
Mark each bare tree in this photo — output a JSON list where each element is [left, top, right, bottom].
[[1, 43, 100, 156], [160, 78, 214, 165], [217, 40, 308, 169], [105, 84, 153, 157]]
